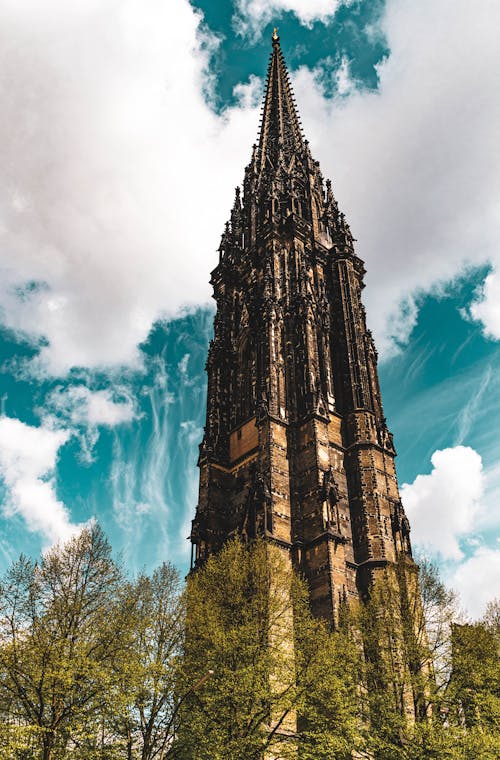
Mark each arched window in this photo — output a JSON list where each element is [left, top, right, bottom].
[[238, 331, 256, 421]]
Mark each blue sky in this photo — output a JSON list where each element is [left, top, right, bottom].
[[0, 0, 499, 617]]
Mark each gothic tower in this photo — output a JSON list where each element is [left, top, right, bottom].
[[190, 30, 414, 623]]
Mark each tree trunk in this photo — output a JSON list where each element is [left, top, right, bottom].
[[42, 733, 54, 760], [142, 725, 154, 760], [127, 723, 134, 760]]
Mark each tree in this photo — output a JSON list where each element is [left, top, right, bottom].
[[354, 567, 413, 758], [176, 538, 360, 760], [297, 603, 364, 760], [0, 524, 132, 760], [352, 561, 500, 760], [108, 562, 185, 760], [1, 527, 496, 759], [449, 605, 500, 735]]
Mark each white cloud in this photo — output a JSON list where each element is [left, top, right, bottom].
[[233, 74, 263, 109], [292, 0, 500, 353], [401, 445, 500, 617], [447, 546, 500, 620], [0, 0, 499, 374], [401, 446, 484, 561], [334, 56, 355, 97], [468, 271, 500, 340], [0, 0, 259, 375], [46, 385, 137, 427], [40, 384, 138, 464], [0, 416, 83, 544], [234, 1, 342, 37]]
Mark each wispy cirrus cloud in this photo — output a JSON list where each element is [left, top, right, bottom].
[[454, 365, 492, 446], [107, 311, 211, 571]]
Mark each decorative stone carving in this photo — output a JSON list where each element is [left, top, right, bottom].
[[190, 31, 416, 627]]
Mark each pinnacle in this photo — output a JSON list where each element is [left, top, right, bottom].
[[256, 31, 304, 173]]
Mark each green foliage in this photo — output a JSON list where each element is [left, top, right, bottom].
[[109, 562, 185, 760], [449, 613, 500, 733], [0, 524, 130, 760], [297, 609, 363, 760], [177, 538, 360, 760], [0, 526, 187, 760], [0, 531, 498, 759], [351, 562, 500, 759]]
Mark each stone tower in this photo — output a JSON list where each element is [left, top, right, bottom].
[[190, 31, 414, 623]]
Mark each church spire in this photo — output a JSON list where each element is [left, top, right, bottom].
[[257, 29, 304, 173], [193, 31, 416, 631]]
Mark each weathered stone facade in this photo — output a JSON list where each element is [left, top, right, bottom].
[[190, 31, 414, 624]]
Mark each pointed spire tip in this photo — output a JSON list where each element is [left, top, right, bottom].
[[272, 27, 280, 46]]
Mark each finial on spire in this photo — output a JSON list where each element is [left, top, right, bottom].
[[272, 27, 280, 45]]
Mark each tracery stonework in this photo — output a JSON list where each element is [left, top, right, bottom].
[[190, 32, 414, 623]]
